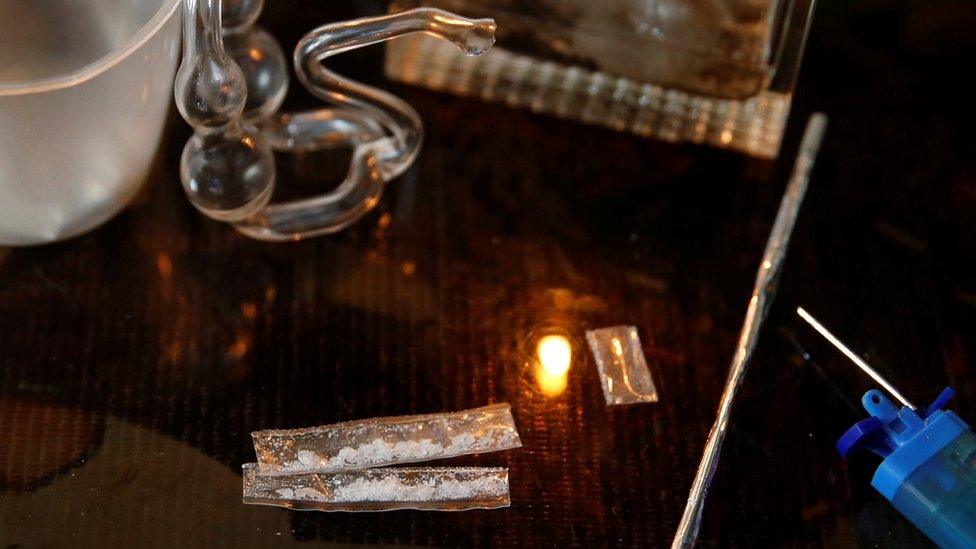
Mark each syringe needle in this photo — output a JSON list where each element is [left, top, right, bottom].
[[796, 307, 915, 409]]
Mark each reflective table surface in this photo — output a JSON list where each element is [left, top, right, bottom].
[[2, 1, 974, 546]]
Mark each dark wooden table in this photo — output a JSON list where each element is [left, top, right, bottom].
[[2, 1, 974, 546]]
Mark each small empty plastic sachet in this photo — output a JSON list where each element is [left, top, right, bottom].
[[586, 326, 659, 405]]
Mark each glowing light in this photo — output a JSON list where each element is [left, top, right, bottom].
[[535, 335, 572, 397], [536, 366, 568, 396], [537, 335, 571, 376]]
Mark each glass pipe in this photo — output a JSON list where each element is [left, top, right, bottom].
[[221, 0, 264, 33], [175, 1, 496, 240], [175, 0, 274, 222], [224, 26, 288, 121]]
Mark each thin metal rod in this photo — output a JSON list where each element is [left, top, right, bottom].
[[796, 307, 914, 409], [672, 113, 828, 548]]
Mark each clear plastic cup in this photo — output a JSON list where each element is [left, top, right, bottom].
[[0, 0, 183, 246]]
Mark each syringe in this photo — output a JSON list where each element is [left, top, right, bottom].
[[797, 307, 976, 548]]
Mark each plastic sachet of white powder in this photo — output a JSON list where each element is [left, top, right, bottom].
[[242, 463, 510, 511], [251, 403, 521, 475]]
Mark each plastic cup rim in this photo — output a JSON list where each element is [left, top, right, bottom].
[[0, 0, 182, 96]]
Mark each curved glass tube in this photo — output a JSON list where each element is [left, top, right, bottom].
[[175, 0, 274, 222], [175, 1, 496, 241]]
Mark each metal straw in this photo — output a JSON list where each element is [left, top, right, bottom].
[[672, 113, 828, 547]]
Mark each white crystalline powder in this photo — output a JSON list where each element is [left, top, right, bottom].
[[296, 450, 319, 468], [293, 487, 326, 501], [331, 475, 508, 502], [282, 432, 506, 472], [451, 433, 477, 449]]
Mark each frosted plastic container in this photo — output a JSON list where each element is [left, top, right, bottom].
[[0, 0, 183, 246]]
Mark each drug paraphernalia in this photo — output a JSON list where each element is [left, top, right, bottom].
[[673, 113, 828, 547], [175, 2, 496, 241], [252, 403, 521, 475], [586, 326, 659, 405], [242, 464, 510, 511], [798, 307, 976, 548]]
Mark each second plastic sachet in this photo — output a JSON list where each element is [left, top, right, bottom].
[[252, 403, 522, 475]]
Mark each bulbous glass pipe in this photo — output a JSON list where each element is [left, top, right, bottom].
[[175, 0, 245, 131], [180, 127, 275, 222], [237, 9, 496, 241], [221, 0, 264, 34], [293, 9, 496, 180], [175, 1, 495, 240], [224, 26, 288, 121], [175, 0, 274, 221]]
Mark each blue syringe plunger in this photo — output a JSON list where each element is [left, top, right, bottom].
[[838, 387, 976, 549]]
